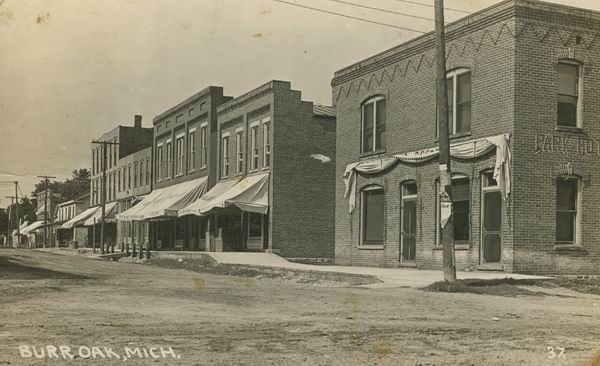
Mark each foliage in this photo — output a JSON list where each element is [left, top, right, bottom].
[[32, 169, 90, 202]]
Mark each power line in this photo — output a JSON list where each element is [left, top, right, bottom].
[[322, 0, 437, 22], [272, 0, 513, 52], [272, 0, 428, 33], [391, 0, 471, 14]]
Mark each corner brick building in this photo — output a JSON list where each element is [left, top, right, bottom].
[[179, 81, 336, 262], [333, 0, 600, 274]]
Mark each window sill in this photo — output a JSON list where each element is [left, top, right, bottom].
[[553, 244, 588, 254], [432, 244, 470, 250], [360, 149, 386, 159], [555, 126, 584, 133], [398, 262, 417, 268], [357, 245, 384, 250]]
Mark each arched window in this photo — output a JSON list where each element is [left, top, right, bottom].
[[446, 68, 471, 135], [360, 185, 384, 246], [361, 96, 386, 154], [556, 176, 581, 244], [557, 59, 582, 127], [436, 174, 470, 245]]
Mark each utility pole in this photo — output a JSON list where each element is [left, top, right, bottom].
[[5, 196, 14, 248], [434, 0, 456, 282], [14, 182, 20, 243], [92, 139, 119, 255], [37, 175, 56, 248]]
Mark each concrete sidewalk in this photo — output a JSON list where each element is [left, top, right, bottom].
[[202, 252, 548, 288]]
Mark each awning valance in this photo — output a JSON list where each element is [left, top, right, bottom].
[[343, 134, 511, 213], [83, 202, 118, 226], [117, 177, 208, 221], [21, 221, 44, 234], [179, 173, 269, 216], [61, 206, 99, 229]]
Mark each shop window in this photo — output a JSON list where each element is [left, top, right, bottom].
[[175, 220, 185, 240], [436, 176, 470, 245], [446, 68, 471, 135], [199, 218, 207, 240], [400, 181, 417, 262], [361, 96, 386, 154], [360, 185, 384, 246], [248, 213, 263, 238], [557, 60, 581, 127], [556, 177, 580, 243]]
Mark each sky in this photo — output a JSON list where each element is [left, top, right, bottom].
[[0, 0, 598, 207]]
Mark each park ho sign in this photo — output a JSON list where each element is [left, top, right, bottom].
[[534, 134, 600, 157]]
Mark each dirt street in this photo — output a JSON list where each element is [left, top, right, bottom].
[[0, 249, 599, 365]]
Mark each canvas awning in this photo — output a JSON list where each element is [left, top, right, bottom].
[[179, 173, 269, 216], [21, 221, 44, 235], [61, 206, 100, 229], [83, 202, 118, 226], [117, 177, 208, 221]]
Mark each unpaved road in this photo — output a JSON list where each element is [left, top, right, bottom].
[[0, 249, 599, 365]]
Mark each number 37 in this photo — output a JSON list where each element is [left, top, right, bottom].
[[547, 346, 566, 359]]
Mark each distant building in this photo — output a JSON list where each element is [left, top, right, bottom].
[[54, 193, 89, 247]]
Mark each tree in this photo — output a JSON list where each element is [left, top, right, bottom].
[[32, 168, 90, 202]]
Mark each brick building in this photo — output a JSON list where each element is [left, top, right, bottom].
[[333, 0, 600, 274], [77, 115, 153, 248], [118, 87, 232, 250], [178, 80, 336, 262]]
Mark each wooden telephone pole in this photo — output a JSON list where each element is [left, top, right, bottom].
[[37, 175, 56, 248], [92, 139, 119, 254], [434, 0, 456, 282]]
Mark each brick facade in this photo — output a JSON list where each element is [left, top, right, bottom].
[[332, 0, 600, 274], [215, 81, 336, 261]]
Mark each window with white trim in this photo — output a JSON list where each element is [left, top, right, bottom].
[[250, 125, 259, 171], [128, 164, 132, 189], [557, 60, 582, 127], [446, 68, 471, 135], [175, 136, 184, 176], [156, 145, 163, 182], [134, 162, 138, 188], [139, 160, 144, 186], [263, 122, 271, 167], [145, 158, 150, 185], [222, 134, 230, 178], [118, 169, 121, 192], [200, 125, 208, 168], [361, 96, 386, 154], [360, 185, 385, 246], [188, 130, 196, 172], [166, 140, 172, 179], [556, 177, 580, 243], [236, 130, 243, 175]]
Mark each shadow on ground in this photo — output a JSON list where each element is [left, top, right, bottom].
[[0, 256, 89, 280], [422, 278, 575, 298]]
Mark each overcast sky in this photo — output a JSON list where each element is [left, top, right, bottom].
[[0, 0, 597, 207]]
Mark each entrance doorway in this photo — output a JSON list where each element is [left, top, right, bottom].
[[400, 181, 417, 262], [481, 172, 502, 263]]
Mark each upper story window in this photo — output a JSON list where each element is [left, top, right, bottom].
[[250, 125, 259, 171], [222, 134, 230, 178], [139, 160, 145, 186], [556, 177, 580, 244], [156, 144, 163, 182], [263, 121, 271, 168], [361, 96, 386, 154], [145, 158, 150, 185], [134, 162, 138, 188], [360, 185, 385, 246], [165, 140, 172, 179], [200, 124, 208, 169], [175, 135, 184, 177], [446, 68, 471, 135], [118, 169, 121, 192], [128, 164, 132, 189], [236, 130, 244, 175], [113, 138, 118, 166], [188, 129, 196, 173], [557, 60, 582, 128]]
